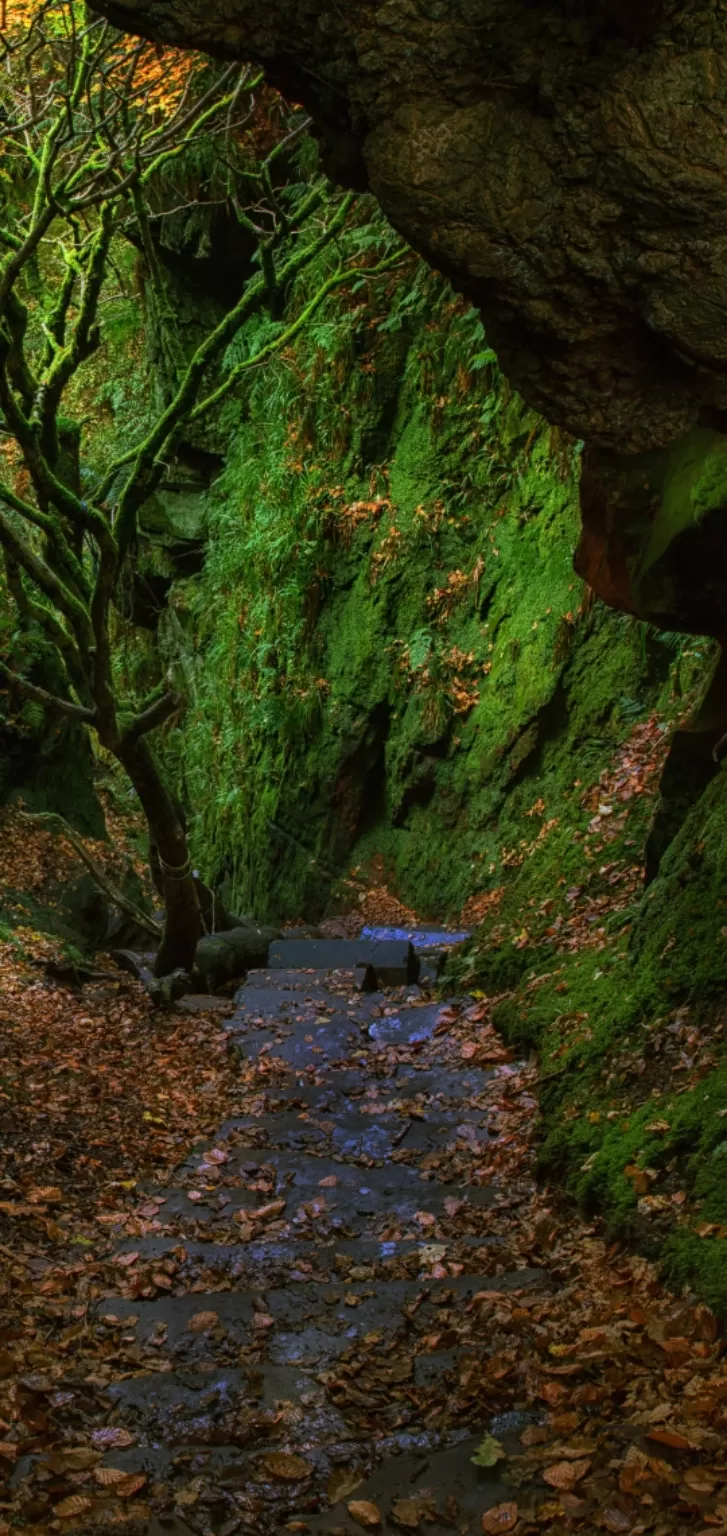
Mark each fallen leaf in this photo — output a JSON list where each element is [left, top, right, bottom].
[[54, 1496, 94, 1518], [482, 1505, 519, 1534], [600, 1511, 632, 1533], [95, 1466, 133, 1486], [186, 1310, 219, 1332], [348, 1501, 382, 1529], [51, 1447, 99, 1471], [391, 1497, 424, 1529], [28, 1184, 63, 1203], [543, 1459, 591, 1490], [261, 1452, 313, 1481], [115, 1472, 147, 1497], [472, 1434, 506, 1468], [327, 1466, 364, 1504], [91, 1427, 136, 1449], [646, 1428, 692, 1451]]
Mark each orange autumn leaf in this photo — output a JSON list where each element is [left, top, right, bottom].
[[348, 1503, 382, 1530], [482, 1504, 519, 1533], [543, 1459, 592, 1490], [646, 1428, 692, 1452]]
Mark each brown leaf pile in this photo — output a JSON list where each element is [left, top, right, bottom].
[[0, 857, 242, 1530]]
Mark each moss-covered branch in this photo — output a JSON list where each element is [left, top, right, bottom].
[[0, 500, 92, 647], [0, 661, 97, 722], [190, 252, 407, 422]]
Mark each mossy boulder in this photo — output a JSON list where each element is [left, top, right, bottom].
[[192, 923, 282, 992]]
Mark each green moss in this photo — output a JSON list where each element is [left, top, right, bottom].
[[180, 221, 681, 924]]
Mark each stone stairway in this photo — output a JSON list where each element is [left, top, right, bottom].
[[95, 952, 549, 1535]]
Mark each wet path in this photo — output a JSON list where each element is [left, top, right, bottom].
[[97, 962, 548, 1534]]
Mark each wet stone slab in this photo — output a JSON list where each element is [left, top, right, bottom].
[[97, 949, 544, 1536], [307, 1434, 514, 1535]]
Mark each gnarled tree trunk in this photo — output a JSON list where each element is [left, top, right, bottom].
[[115, 734, 202, 975]]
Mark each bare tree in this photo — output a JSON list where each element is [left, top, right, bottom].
[[0, 1, 399, 974]]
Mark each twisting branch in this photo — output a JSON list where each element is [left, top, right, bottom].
[[124, 689, 186, 743], [0, 661, 97, 722], [190, 252, 408, 422], [0, 504, 93, 647]]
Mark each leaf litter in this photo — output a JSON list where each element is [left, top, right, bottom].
[[1, 816, 727, 1533]]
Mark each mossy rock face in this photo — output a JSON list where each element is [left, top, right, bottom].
[[632, 770, 727, 998], [179, 248, 689, 927], [0, 685, 104, 841], [578, 427, 727, 635]]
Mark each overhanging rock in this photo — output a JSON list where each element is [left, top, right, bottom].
[[91, 0, 727, 458]]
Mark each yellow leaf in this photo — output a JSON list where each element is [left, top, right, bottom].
[[348, 1502, 382, 1530], [54, 1496, 93, 1518]]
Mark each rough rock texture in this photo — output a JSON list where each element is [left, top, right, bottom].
[[93, 0, 727, 460]]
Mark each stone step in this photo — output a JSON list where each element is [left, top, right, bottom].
[[223, 1062, 493, 1113], [102, 1425, 511, 1534], [184, 1105, 489, 1163], [267, 939, 419, 985], [97, 957, 533, 1536], [108, 1425, 532, 1536], [105, 1361, 351, 1433], [181, 1143, 492, 1189], [360, 926, 472, 950], [228, 998, 463, 1069], [234, 972, 345, 1014], [303, 1431, 519, 1536], [110, 1232, 506, 1292], [139, 1162, 499, 1246], [98, 1269, 542, 1354]]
